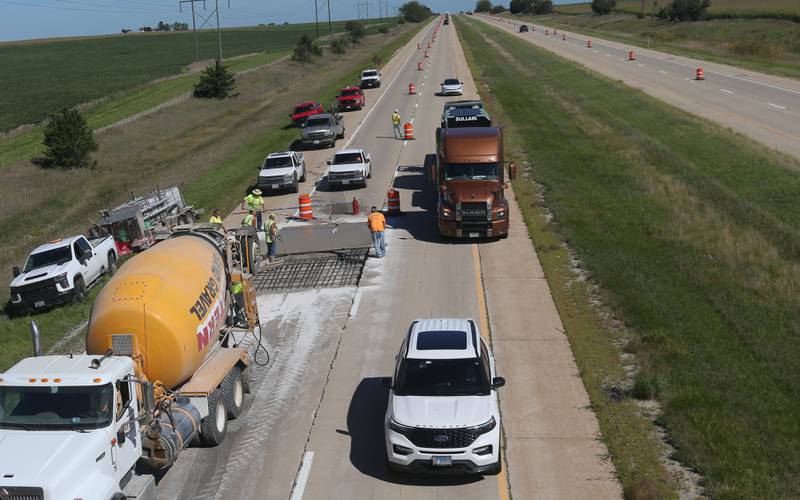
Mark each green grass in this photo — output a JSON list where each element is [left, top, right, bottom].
[[0, 19, 396, 133], [458, 14, 800, 499], [555, 0, 800, 15]]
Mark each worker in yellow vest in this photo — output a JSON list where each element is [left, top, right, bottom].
[[242, 189, 264, 230], [209, 209, 223, 224]]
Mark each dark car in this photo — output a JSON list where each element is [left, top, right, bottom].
[[519, 25, 529, 33]]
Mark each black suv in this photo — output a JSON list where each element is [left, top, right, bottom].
[[519, 25, 529, 33]]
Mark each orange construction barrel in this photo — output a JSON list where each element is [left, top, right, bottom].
[[587, 39, 592, 48], [696, 67, 705, 80], [298, 194, 313, 220], [387, 189, 401, 215], [404, 123, 414, 140], [417, 62, 423, 71], [409, 83, 416, 95]]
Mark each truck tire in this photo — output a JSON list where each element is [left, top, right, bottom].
[[107, 253, 117, 276], [221, 366, 245, 419], [199, 389, 228, 446], [73, 276, 87, 304], [292, 173, 299, 194], [300, 167, 307, 182]]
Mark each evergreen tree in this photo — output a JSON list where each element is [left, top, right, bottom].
[[193, 59, 237, 99], [33, 107, 97, 169]]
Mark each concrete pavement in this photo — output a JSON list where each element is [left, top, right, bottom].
[[476, 14, 800, 160]]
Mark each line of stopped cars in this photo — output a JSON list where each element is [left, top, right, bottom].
[[259, 69, 383, 194]]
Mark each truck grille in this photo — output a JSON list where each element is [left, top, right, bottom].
[[328, 171, 360, 181], [458, 202, 489, 221], [405, 427, 482, 449], [11, 278, 58, 302], [258, 174, 288, 185], [0, 486, 44, 500], [307, 131, 330, 138]]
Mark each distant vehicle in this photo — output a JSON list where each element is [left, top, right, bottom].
[[337, 85, 366, 111], [444, 17, 449, 25], [290, 101, 324, 124], [326, 148, 372, 188], [300, 113, 345, 149], [98, 186, 200, 255], [383, 318, 505, 474], [360, 69, 381, 89], [440, 78, 464, 96], [441, 100, 488, 127], [519, 24, 528, 33], [9, 234, 118, 315], [257, 151, 307, 193]]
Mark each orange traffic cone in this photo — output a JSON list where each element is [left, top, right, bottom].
[[587, 39, 592, 48], [629, 51, 636, 61], [696, 67, 705, 80], [409, 83, 416, 95]]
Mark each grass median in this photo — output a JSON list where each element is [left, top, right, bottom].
[[457, 14, 800, 499]]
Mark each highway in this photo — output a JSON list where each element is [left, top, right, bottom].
[[158, 17, 621, 500], [476, 14, 800, 161]]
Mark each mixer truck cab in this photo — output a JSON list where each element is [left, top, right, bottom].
[[0, 226, 262, 499], [434, 127, 513, 239]]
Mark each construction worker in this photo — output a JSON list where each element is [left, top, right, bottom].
[[391, 109, 402, 139], [242, 189, 264, 230], [229, 279, 248, 327], [242, 209, 256, 228], [367, 206, 387, 258], [265, 213, 278, 263], [209, 209, 223, 224]]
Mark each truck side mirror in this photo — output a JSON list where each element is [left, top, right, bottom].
[[117, 428, 127, 445], [508, 163, 517, 180], [380, 377, 393, 389], [491, 377, 506, 389], [327, 160, 332, 165], [12, 266, 20, 277]]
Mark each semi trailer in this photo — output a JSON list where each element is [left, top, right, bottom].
[[0, 226, 262, 500]]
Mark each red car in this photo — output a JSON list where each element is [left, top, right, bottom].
[[336, 86, 365, 111], [290, 101, 324, 124]]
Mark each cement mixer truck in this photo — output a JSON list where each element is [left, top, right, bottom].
[[0, 225, 262, 500]]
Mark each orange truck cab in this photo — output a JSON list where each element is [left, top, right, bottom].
[[433, 127, 512, 239]]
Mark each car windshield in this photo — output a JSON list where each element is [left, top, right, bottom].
[[341, 88, 359, 97], [333, 153, 363, 164], [294, 104, 315, 113], [23, 246, 72, 272], [445, 162, 499, 180], [362, 71, 378, 77], [305, 117, 331, 127], [0, 384, 113, 430], [444, 79, 460, 86], [394, 358, 490, 397], [264, 156, 293, 169]]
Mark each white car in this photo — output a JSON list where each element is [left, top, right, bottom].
[[360, 69, 381, 89], [257, 151, 306, 193], [326, 149, 372, 188], [440, 78, 464, 96], [384, 318, 505, 475]]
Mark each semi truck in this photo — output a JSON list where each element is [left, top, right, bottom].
[[432, 121, 514, 239], [0, 225, 262, 500]]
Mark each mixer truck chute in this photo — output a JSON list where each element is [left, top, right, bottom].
[[0, 226, 262, 500]]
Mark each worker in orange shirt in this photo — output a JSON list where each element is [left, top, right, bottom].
[[367, 206, 387, 258]]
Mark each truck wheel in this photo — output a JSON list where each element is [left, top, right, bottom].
[[107, 253, 117, 275], [300, 167, 307, 182], [73, 277, 87, 304], [109, 493, 126, 500], [241, 366, 253, 394], [200, 389, 228, 446], [292, 174, 299, 194], [222, 367, 245, 419]]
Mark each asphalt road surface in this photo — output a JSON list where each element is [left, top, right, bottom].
[[477, 14, 800, 161], [158, 17, 621, 500]]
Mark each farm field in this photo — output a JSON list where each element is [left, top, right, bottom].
[[459, 14, 800, 499], [555, 0, 800, 15], [0, 19, 395, 133]]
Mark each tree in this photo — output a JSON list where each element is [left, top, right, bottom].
[[509, 0, 532, 14], [490, 5, 506, 13], [591, 0, 617, 15], [345, 20, 366, 42], [666, 0, 711, 21], [475, 0, 492, 12], [291, 34, 322, 63], [398, 1, 433, 22], [156, 20, 171, 32], [172, 22, 189, 31], [33, 108, 97, 169], [193, 59, 237, 98], [530, 0, 553, 14]]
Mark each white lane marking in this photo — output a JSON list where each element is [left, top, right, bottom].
[[415, 103, 419, 108], [409, 118, 414, 124], [348, 290, 363, 318], [403, 140, 408, 146], [289, 451, 314, 500], [659, 70, 667, 74], [637, 63, 645, 68], [419, 92, 423, 96], [768, 102, 787, 110], [720, 88, 734, 94], [605, 53, 610, 57]]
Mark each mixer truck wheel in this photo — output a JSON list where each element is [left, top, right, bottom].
[[200, 389, 228, 446], [222, 367, 245, 419]]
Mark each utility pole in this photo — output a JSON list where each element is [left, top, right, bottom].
[[327, 0, 333, 41], [179, 0, 203, 61], [314, 0, 320, 38], [215, 0, 222, 60]]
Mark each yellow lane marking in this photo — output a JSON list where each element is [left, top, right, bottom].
[[471, 243, 511, 500]]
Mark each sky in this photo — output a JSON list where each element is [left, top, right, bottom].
[[0, 0, 578, 42]]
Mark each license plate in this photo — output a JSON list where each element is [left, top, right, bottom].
[[313, 140, 320, 144], [469, 232, 480, 238], [35, 301, 45, 308], [432, 456, 452, 467], [271, 184, 279, 189], [342, 179, 350, 185]]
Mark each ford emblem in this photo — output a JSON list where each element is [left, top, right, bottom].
[[433, 434, 450, 443]]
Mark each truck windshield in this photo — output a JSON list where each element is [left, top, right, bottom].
[[264, 156, 293, 169], [305, 117, 331, 127], [340, 89, 359, 97], [294, 104, 314, 113], [394, 358, 490, 397], [445, 162, 499, 181], [333, 153, 363, 164], [0, 384, 113, 430], [362, 71, 377, 77], [23, 246, 72, 272]]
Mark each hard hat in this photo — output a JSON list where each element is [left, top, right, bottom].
[[252, 189, 262, 195]]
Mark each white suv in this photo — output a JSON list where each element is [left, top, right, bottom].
[[383, 318, 505, 474]]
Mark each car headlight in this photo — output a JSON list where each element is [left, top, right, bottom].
[[494, 209, 506, 220], [10, 292, 21, 303], [439, 206, 454, 220], [389, 418, 415, 437], [469, 416, 497, 435], [55, 273, 69, 288]]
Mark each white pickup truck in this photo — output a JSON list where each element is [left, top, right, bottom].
[[326, 149, 372, 189], [9, 234, 118, 315], [256, 151, 307, 193]]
